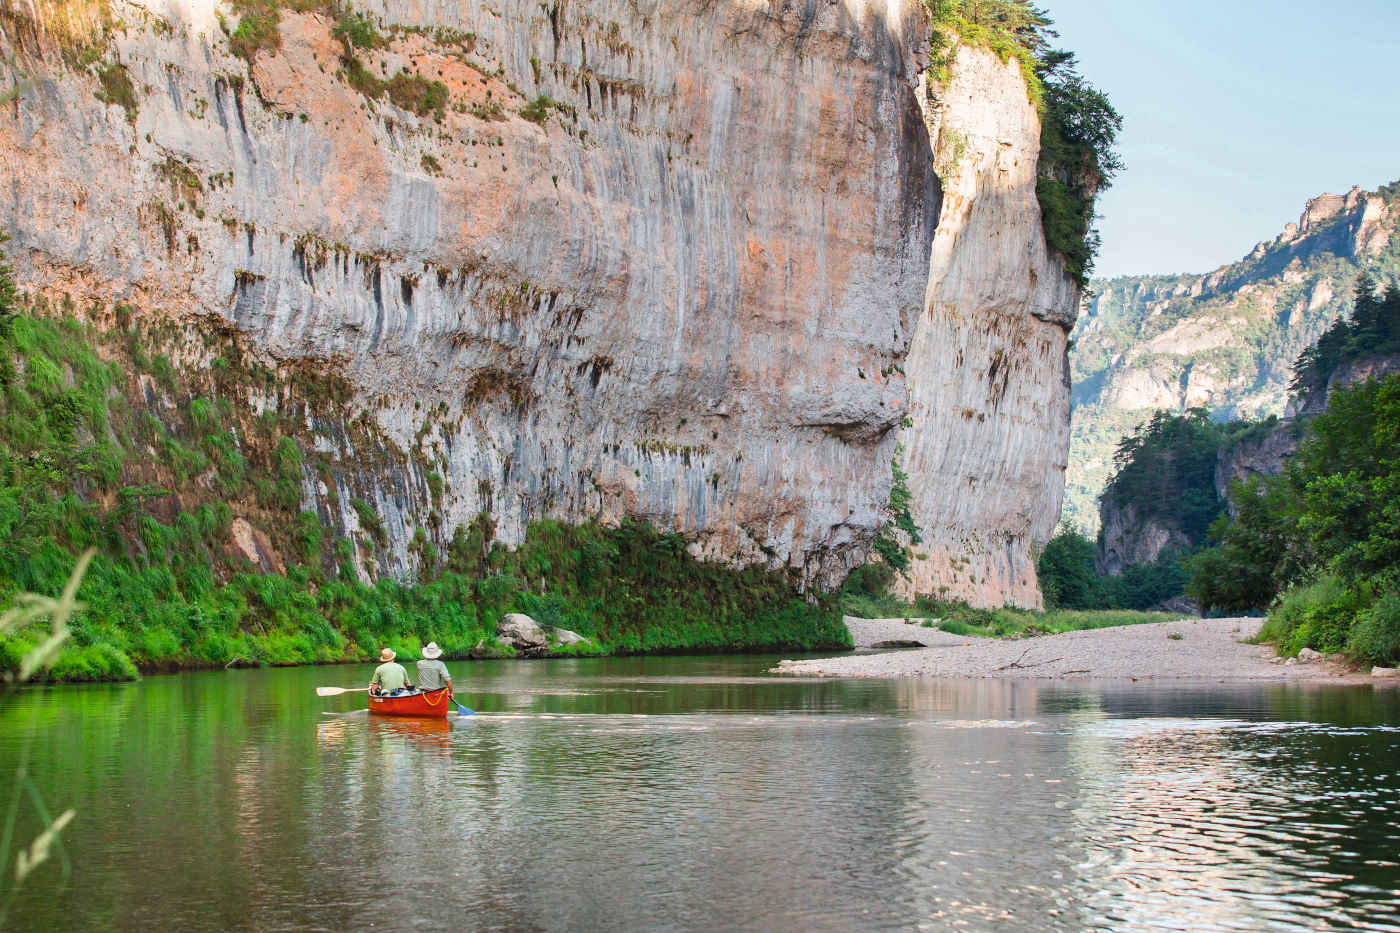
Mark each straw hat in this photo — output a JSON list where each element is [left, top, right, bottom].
[[378, 647, 396, 662], [422, 642, 443, 660]]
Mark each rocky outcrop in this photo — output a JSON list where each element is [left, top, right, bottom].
[[1288, 354, 1400, 417], [1214, 419, 1301, 507], [1095, 499, 1191, 576], [0, 0, 1077, 606], [1066, 182, 1400, 533], [472, 612, 592, 657], [897, 43, 1079, 608]]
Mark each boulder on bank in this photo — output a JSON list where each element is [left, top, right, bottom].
[[499, 613, 551, 650], [470, 613, 597, 659]]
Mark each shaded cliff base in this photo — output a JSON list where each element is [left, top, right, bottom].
[[0, 299, 847, 684], [774, 618, 1376, 683]]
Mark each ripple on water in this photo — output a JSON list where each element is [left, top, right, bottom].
[[1, 666, 1398, 931]]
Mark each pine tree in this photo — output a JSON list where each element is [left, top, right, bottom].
[[1379, 282, 1400, 346], [1350, 272, 1382, 332]]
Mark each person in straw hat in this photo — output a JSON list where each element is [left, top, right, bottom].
[[416, 642, 452, 693], [369, 647, 413, 696]]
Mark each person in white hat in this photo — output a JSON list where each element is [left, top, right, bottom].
[[369, 647, 413, 696], [416, 642, 452, 693]]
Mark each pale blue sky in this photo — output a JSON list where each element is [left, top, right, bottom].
[[1045, 0, 1400, 279]]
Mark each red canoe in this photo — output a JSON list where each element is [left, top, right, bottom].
[[367, 686, 453, 718]]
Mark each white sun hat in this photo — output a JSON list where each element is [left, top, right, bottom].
[[422, 642, 443, 659]]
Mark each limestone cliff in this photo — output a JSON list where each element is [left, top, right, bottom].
[[899, 43, 1078, 608], [0, 0, 1077, 606]]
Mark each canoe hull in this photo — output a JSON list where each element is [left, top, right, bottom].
[[367, 686, 452, 718]]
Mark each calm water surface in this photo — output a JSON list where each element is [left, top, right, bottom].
[[2, 655, 1398, 931]]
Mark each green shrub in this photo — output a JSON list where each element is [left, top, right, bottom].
[[384, 71, 448, 118], [1037, 527, 1101, 609], [94, 62, 138, 122], [872, 451, 921, 575], [332, 9, 382, 50], [519, 94, 553, 125], [350, 497, 387, 548], [134, 626, 182, 662], [229, 6, 280, 62], [1261, 575, 1364, 656], [1347, 592, 1400, 666], [48, 643, 138, 682]]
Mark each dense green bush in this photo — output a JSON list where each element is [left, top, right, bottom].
[[1190, 370, 1400, 662], [1036, 528, 1100, 609], [1350, 593, 1400, 666], [1259, 575, 1365, 657]]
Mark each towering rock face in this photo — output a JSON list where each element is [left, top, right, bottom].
[[899, 45, 1079, 608], [0, 0, 1075, 605]]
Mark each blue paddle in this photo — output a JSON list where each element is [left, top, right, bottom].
[[452, 694, 475, 716]]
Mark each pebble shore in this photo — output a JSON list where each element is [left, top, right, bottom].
[[773, 617, 1373, 682]]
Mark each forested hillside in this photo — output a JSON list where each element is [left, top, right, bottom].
[[1188, 369, 1400, 665], [1065, 182, 1400, 532], [1042, 277, 1400, 665]]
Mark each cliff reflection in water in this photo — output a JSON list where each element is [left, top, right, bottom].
[[1, 659, 1397, 931]]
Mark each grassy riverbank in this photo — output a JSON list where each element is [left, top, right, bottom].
[[840, 571, 1178, 640], [0, 280, 847, 683], [3, 518, 849, 683]]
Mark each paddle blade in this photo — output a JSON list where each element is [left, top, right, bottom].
[[316, 686, 365, 697]]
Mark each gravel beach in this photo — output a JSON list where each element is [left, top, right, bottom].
[[774, 616, 1368, 682]]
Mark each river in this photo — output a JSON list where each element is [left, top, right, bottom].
[[1, 656, 1398, 931]]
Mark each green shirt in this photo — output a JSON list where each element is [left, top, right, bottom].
[[371, 661, 409, 692], [416, 659, 451, 691]]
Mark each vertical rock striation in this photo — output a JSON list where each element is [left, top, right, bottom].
[[0, 0, 1076, 605], [899, 44, 1079, 608]]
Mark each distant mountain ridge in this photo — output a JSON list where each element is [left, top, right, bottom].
[[1064, 181, 1400, 533]]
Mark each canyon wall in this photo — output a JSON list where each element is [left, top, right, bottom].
[[1067, 183, 1400, 534], [899, 45, 1078, 607], [0, 0, 1076, 605]]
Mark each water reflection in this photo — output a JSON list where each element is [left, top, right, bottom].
[[0, 660, 1397, 931]]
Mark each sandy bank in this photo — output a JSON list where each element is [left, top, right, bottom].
[[775, 617, 1373, 683]]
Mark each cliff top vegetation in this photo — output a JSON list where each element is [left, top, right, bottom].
[[926, 0, 1122, 286]]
